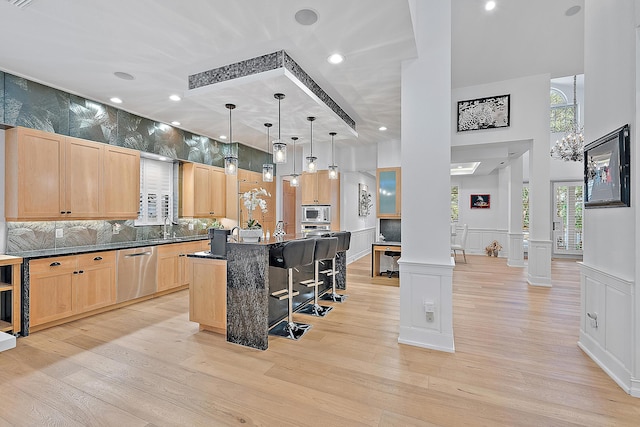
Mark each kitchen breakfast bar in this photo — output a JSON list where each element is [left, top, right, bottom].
[[188, 233, 348, 350]]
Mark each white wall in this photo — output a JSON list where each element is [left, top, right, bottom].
[[341, 171, 377, 263], [377, 139, 401, 168]]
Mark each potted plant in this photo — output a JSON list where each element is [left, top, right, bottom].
[[240, 187, 270, 242]]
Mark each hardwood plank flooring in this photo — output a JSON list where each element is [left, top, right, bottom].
[[1, 255, 639, 426]]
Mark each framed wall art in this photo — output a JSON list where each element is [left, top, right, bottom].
[[470, 194, 490, 209], [457, 94, 510, 132], [584, 124, 631, 208], [358, 183, 372, 216]]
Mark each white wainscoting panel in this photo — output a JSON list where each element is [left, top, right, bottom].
[[346, 227, 376, 264], [452, 226, 509, 257], [578, 262, 634, 395]]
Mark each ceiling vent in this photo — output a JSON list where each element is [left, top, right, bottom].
[[5, 0, 34, 9]]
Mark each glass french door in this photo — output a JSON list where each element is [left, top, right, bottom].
[[552, 181, 584, 256]]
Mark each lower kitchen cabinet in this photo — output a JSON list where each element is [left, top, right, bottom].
[[189, 258, 227, 335], [157, 241, 208, 292], [29, 251, 116, 328], [0, 256, 23, 335]]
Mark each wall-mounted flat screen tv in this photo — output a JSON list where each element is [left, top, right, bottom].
[[584, 124, 631, 208]]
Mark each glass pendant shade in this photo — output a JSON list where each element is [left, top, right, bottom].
[[328, 164, 339, 180], [262, 163, 274, 182], [262, 122, 274, 182], [306, 116, 317, 173], [224, 103, 237, 176], [272, 93, 287, 164], [290, 136, 299, 187], [290, 174, 299, 187], [328, 131, 338, 179]]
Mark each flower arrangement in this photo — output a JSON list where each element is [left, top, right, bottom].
[[485, 240, 502, 256], [242, 187, 270, 229]]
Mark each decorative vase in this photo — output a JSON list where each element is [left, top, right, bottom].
[[240, 228, 262, 243]]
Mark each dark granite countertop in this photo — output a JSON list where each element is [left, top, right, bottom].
[[187, 251, 226, 260], [6, 235, 209, 260]]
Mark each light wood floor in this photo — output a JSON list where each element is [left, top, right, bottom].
[[1, 255, 639, 426]]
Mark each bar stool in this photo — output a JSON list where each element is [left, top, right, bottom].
[[268, 238, 316, 340], [384, 250, 401, 277], [321, 231, 351, 303], [299, 236, 338, 317]]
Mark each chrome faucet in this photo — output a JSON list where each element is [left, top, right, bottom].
[[230, 226, 240, 242], [164, 216, 171, 239]]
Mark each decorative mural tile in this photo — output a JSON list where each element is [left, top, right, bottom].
[[0, 70, 4, 124], [237, 143, 251, 171], [116, 110, 156, 152], [185, 132, 224, 167], [69, 95, 118, 144], [6, 222, 55, 253], [4, 73, 70, 134], [154, 123, 187, 159]]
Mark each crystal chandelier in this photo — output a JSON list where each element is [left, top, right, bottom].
[[550, 75, 584, 162]]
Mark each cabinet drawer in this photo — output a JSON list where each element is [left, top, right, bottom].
[[30, 255, 77, 275], [77, 251, 115, 267]]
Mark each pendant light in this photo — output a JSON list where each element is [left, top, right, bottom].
[[224, 103, 238, 175], [290, 136, 299, 187], [305, 116, 317, 173], [262, 123, 274, 182], [272, 93, 287, 164], [328, 132, 339, 180]]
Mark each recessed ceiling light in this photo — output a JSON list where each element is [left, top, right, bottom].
[[379, 126, 387, 131], [295, 8, 318, 26], [114, 71, 135, 80], [327, 53, 345, 65], [169, 94, 181, 101], [171, 121, 181, 126], [220, 135, 227, 140], [485, 1, 496, 11], [565, 5, 581, 16], [110, 97, 123, 104]]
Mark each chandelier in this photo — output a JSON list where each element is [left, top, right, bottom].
[[550, 75, 584, 162]]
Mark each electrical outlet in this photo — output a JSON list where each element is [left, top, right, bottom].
[[424, 300, 435, 322], [188, 223, 194, 231], [55, 228, 63, 238], [112, 224, 120, 235]]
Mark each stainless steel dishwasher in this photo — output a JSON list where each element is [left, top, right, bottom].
[[116, 246, 158, 303]]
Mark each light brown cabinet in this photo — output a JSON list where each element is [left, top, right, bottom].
[[0, 255, 23, 335], [103, 144, 141, 219], [157, 240, 209, 292], [301, 170, 336, 205], [180, 162, 226, 218], [377, 167, 401, 218], [29, 251, 116, 328], [189, 258, 227, 335], [5, 127, 139, 221], [237, 170, 276, 234]]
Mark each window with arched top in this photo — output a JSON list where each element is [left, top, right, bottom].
[[550, 88, 575, 133]]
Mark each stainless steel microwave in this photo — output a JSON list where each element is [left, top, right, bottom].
[[301, 205, 331, 223]]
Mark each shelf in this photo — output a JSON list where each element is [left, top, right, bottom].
[[0, 283, 13, 292], [0, 320, 12, 332]]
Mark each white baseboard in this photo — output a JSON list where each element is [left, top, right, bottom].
[[578, 332, 632, 395]]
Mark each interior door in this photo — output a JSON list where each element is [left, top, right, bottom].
[[552, 181, 584, 256], [283, 179, 297, 235]]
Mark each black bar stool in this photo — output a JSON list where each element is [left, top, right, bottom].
[[268, 238, 316, 340], [321, 231, 351, 303], [299, 236, 338, 317]]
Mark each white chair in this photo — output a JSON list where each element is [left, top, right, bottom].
[[451, 224, 468, 263]]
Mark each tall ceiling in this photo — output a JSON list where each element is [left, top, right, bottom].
[[0, 0, 584, 156]]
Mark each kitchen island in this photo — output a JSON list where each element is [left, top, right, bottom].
[[188, 234, 348, 350]]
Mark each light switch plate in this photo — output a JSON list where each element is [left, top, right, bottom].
[[55, 228, 63, 238]]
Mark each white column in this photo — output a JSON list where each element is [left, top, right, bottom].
[[398, 0, 454, 353], [507, 156, 525, 267]]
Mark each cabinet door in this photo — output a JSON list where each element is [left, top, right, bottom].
[[30, 272, 74, 327], [74, 252, 116, 313], [377, 167, 401, 218], [209, 167, 226, 217], [193, 164, 212, 217], [157, 245, 180, 292], [189, 258, 227, 334], [5, 127, 65, 220], [65, 137, 103, 218], [315, 170, 332, 204], [103, 145, 140, 219], [301, 172, 318, 204]]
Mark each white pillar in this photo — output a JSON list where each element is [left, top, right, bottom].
[[398, 0, 454, 352], [507, 156, 525, 267]]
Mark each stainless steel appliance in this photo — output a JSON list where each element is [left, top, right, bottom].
[[301, 205, 330, 223], [116, 246, 158, 303], [301, 223, 331, 234], [208, 228, 230, 257]]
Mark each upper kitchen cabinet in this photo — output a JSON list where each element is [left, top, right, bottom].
[[301, 170, 338, 205], [102, 145, 140, 219], [5, 127, 102, 220], [377, 167, 401, 218], [180, 162, 226, 218]]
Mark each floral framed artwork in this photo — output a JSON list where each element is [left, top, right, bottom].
[[457, 94, 510, 132], [358, 183, 372, 216], [470, 194, 490, 209]]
